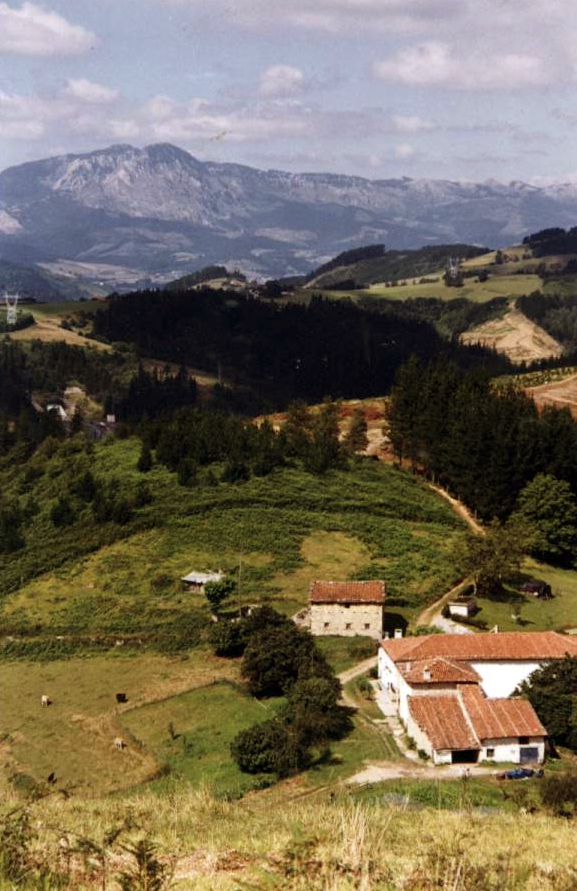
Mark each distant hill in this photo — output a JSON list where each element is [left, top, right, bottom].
[[0, 259, 88, 301], [5, 143, 577, 285], [306, 243, 488, 289]]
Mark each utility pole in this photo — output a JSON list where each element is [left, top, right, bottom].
[[238, 555, 242, 618]]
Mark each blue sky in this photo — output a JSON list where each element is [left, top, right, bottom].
[[1, 0, 576, 183]]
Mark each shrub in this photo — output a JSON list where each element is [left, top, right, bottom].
[[230, 718, 309, 777], [208, 620, 246, 657], [540, 772, 577, 816]]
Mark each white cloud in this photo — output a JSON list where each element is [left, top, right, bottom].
[[66, 77, 119, 105], [394, 143, 417, 158], [259, 65, 305, 97], [65, 79, 119, 104], [147, 0, 463, 35], [0, 2, 94, 55], [391, 114, 434, 133], [373, 42, 550, 90]]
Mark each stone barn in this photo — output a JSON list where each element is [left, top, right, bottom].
[[309, 580, 385, 639]]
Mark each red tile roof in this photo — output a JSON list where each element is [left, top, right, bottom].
[[408, 695, 479, 751], [402, 657, 481, 685], [383, 631, 577, 663], [460, 686, 547, 739], [310, 580, 385, 604]]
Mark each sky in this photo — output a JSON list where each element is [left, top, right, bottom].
[[1, 0, 577, 183]]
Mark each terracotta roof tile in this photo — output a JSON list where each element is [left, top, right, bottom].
[[310, 580, 385, 604], [408, 695, 479, 751], [402, 657, 481, 685], [460, 686, 547, 739], [383, 631, 577, 663]]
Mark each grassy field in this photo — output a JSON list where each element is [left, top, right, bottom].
[[0, 646, 397, 799], [0, 438, 465, 645], [349, 775, 515, 811], [118, 680, 282, 798], [0, 649, 240, 797], [473, 558, 577, 632], [365, 273, 539, 303], [6, 782, 577, 889]]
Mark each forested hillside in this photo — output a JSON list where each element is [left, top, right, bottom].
[[387, 357, 577, 519], [92, 288, 512, 406]]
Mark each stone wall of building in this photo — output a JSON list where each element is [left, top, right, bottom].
[[310, 602, 383, 639]]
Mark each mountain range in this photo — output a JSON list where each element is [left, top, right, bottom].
[[2, 142, 577, 287]]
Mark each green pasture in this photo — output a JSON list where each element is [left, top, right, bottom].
[[349, 777, 514, 811], [0, 649, 239, 796], [29, 301, 102, 319], [474, 558, 577, 632], [315, 636, 377, 674], [304, 677, 401, 787], [365, 273, 538, 303], [119, 680, 281, 797], [0, 438, 465, 645]]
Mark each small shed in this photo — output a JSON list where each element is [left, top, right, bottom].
[[181, 570, 224, 592], [448, 595, 477, 618]]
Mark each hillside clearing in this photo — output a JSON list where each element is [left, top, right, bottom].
[[460, 306, 562, 363], [8, 315, 112, 350], [525, 371, 577, 418]]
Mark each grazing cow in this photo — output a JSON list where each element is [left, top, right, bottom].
[[41, 695, 50, 707], [113, 737, 126, 750], [115, 692, 127, 703]]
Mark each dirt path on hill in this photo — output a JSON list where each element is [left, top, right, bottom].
[[414, 581, 475, 634], [426, 482, 484, 534]]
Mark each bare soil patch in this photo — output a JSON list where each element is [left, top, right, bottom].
[[525, 373, 577, 419], [460, 308, 562, 364]]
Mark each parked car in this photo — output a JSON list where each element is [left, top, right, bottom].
[[495, 767, 543, 780]]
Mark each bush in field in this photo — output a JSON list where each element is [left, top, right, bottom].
[[208, 606, 293, 658], [50, 495, 75, 527], [283, 676, 353, 745], [208, 620, 246, 657], [540, 772, 577, 817], [230, 718, 310, 776], [204, 577, 236, 613], [241, 623, 334, 698]]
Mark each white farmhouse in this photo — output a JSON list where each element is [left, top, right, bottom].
[[378, 631, 577, 765]]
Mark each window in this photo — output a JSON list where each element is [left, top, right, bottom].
[[519, 736, 529, 745], [486, 748, 495, 758], [364, 623, 370, 630], [323, 622, 329, 629], [345, 623, 352, 630]]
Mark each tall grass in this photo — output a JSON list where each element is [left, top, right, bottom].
[[4, 786, 577, 890]]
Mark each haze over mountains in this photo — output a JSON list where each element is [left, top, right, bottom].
[[2, 142, 577, 285]]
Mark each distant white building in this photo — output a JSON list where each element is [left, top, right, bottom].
[[181, 570, 224, 591], [378, 631, 577, 765]]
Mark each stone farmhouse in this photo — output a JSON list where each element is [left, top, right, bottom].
[[309, 580, 385, 640], [378, 631, 577, 765]]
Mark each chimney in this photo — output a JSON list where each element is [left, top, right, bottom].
[[394, 628, 403, 639], [423, 666, 431, 681]]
